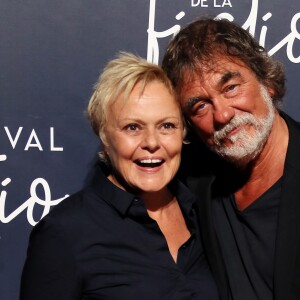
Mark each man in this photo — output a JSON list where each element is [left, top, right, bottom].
[[162, 18, 300, 300]]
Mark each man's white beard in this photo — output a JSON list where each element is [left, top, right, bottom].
[[209, 86, 275, 166]]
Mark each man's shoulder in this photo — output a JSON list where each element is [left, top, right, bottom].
[[280, 110, 300, 130]]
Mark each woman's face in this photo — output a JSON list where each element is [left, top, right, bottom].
[[103, 80, 184, 194]]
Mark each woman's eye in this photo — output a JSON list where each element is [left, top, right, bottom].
[[124, 124, 139, 131], [160, 122, 178, 134], [162, 122, 175, 129]]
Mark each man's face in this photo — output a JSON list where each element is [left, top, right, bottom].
[[179, 57, 276, 165]]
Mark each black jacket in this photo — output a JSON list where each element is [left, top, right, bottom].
[[184, 112, 300, 300]]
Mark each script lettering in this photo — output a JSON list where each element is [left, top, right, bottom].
[[147, 0, 300, 64], [0, 154, 68, 226], [147, 0, 185, 64]]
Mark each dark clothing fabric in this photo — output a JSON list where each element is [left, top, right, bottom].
[[213, 178, 281, 300], [20, 165, 219, 300], [185, 112, 300, 300]]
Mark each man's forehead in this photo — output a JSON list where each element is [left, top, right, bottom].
[[187, 58, 246, 79], [180, 59, 248, 90]]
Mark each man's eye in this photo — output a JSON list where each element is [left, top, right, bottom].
[[198, 103, 207, 110], [225, 85, 237, 93], [191, 102, 207, 116]]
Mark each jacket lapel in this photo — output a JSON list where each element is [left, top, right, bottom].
[[274, 113, 300, 299], [187, 175, 230, 300]]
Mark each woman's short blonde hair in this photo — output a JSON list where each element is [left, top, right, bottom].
[[87, 52, 179, 145]]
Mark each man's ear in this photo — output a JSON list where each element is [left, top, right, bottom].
[[267, 86, 275, 97]]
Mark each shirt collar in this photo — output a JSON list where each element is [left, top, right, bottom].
[[90, 164, 137, 216], [168, 179, 196, 216], [89, 164, 196, 217]]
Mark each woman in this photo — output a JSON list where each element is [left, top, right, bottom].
[[20, 53, 219, 299]]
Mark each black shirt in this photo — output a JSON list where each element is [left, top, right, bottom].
[[213, 178, 282, 300], [20, 165, 219, 299]]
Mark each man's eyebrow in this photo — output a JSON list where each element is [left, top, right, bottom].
[[184, 71, 241, 110], [185, 96, 202, 110], [218, 71, 241, 86]]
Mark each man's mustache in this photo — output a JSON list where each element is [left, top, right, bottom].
[[213, 113, 257, 145]]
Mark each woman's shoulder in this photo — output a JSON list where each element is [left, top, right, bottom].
[[32, 186, 114, 240]]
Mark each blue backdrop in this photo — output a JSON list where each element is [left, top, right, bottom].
[[1, 0, 299, 299]]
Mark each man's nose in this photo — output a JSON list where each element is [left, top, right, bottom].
[[213, 100, 235, 128]]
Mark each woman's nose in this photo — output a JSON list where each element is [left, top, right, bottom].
[[141, 129, 160, 152]]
